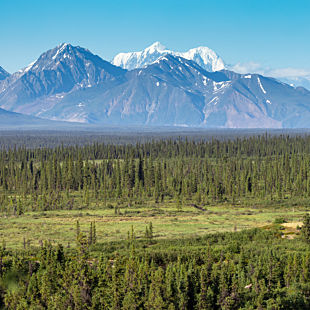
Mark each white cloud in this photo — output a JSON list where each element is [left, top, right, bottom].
[[230, 62, 310, 79], [267, 68, 310, 78], [228, 62, 310, 89], [230, 62, 265, 75]]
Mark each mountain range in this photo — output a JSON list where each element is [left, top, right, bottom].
[[113, 43, 310, 91], [1, 42, 310, 128]]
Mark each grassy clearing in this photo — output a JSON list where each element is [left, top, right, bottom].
[[0, 198, 308, 249]]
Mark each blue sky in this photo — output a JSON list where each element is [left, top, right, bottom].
[[1, 0, 310, 74]]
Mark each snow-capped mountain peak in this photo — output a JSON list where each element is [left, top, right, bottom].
[[0, 43, 125, 112], [145, 41, 166, 52], [112, 41, 226, 72], [112, 42, 169, 70], [51, 42, 72, 60], [16, 43, 76, 76], [180, 46, 225, 72]]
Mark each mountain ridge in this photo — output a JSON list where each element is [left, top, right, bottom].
[[0, 43, 125, 115], [1, 43, 310, 128], [0, 66, 10, 81], [112, 42, 225, 72]]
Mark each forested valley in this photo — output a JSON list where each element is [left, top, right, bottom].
[[0, 133, 310, 309]]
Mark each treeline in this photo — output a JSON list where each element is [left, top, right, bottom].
[[1, 129, 304, 150], [1, 228, 310, 309], [1, 135, 310, 213]]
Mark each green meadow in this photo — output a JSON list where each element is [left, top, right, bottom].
[[1, 197, 307, 249]]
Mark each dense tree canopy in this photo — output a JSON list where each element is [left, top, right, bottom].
[[0, 134, 310, 214], [0, 133, 310, 309]]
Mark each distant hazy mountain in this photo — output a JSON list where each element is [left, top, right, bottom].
[[0, 107, 68, 129], [1, 43, 310, 128], [278, 76, 310, 92], [112, 42, 225, 72], [0, 66, 9, 80]]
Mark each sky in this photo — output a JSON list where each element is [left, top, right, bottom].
[[1, 0, 310, 75]]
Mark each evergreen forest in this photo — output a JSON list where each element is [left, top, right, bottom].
[[0, 132, 310, 309]]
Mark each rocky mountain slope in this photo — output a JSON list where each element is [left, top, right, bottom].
[[1, 44, 310, 128], [0, 66, 10, 81]]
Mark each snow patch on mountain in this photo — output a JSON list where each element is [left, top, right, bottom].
[[257, 77, 267, 94], [231, 62, 310, 91], [52, 43, 69, 59]]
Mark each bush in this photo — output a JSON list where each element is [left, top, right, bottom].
[[274, 217, 287, 224], [302, 213, 310, 243]]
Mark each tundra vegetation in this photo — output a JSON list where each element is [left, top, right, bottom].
[[0, 132, 310, 309]]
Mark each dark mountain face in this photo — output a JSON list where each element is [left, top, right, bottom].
[[34, 55, 232, 125], [0, 66, 10, 81], [1, 45, 310, 128], [0, 43, 126, 114]]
